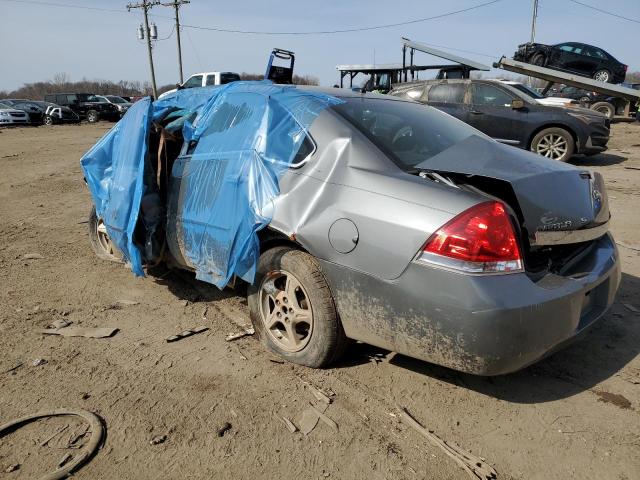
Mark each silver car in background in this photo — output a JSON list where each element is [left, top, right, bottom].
[[89, 87, 620, 375]]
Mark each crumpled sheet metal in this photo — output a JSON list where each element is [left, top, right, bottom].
[[80, 81, 342, 288]]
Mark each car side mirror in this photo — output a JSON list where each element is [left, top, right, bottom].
[[511, 99, 525, 109], [176, 83, 183, 90]]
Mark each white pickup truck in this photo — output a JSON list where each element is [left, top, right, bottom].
[[158, 71, 241, 98]]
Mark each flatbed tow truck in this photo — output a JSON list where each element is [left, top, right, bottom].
[[493, 56, 640, 121]]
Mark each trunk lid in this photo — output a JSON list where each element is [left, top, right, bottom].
[[415, 135, 610, 247]]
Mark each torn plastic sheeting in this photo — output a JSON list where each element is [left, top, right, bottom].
[[80, 81, 342, 288], [80, 97, 152, 275], [170, 83, 343, 287]]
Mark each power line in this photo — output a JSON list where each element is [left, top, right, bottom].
[[2, 0, 504, 35], [179, 0, 504, 35], [567, 0, 640, 24]]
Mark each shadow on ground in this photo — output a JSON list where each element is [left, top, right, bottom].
[[336, 272, 640, 404], [570, 152, 627, 166]]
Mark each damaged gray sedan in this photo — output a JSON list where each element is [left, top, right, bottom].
[[82, 82, 620, 375]]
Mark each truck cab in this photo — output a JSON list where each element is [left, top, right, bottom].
[[158, 71, 241, 98]]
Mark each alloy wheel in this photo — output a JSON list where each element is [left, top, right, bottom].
[[259, 270, 313, 353], [96, 219, 115, 256], [536, 134, 568, 160], [594, 70, 610, 82]]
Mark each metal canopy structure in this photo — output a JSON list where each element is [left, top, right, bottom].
[[401, 37, 491, 82], [494, 56, 640, 116]]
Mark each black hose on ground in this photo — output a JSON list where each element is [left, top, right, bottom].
[[0, 408, 104, 480]]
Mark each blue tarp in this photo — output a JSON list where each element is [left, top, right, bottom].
[[80, 81, 342, 288]]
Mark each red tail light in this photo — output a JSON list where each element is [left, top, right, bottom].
[[418, 201, 523, 274]]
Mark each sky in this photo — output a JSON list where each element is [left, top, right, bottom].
[[1, 0, 638, 92]]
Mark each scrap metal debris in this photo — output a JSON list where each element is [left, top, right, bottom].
[[40, 424, 69, 447], [32, 358, 47, 367], [225, 327, 255, 342], [4, 464, 20, 473], [22, 253, 44, 260], [150, 434, 167, 445], [40, 326, 119, 339], [279, 416, 298, 433], [117, 299, 140, 306], [166, 326, 209, 343], [0, 409, 105, 479], [217, 422, 232, 437], [623, 303, 639, 314], [48, 319, 72, 329], [398, 406, 497, 480], [58, 453, 73, 468], [2, 362, 23, 374]]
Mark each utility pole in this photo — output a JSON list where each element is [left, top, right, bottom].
[[530, 0, 539, 44], [161, 0, 189, 84], [128, 0, 160, 99], [528, 0, 539, 87]]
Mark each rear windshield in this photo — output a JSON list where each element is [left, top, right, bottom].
[[332, 97, 479, 170], [221, 73, 241, 85]]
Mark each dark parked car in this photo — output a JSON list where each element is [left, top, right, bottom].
[[31, 101, 81, 125], [80, 82, 620, 375], [556, 84, 640, 118], [514, 42, 627, 84], [43, 93, 119, 122], [9, 101, 47, 124], [390, 79, 610, 162]]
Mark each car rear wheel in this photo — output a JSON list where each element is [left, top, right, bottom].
[[86, 110, 99, 123], [530, 127, 574, 162], [88, 206, 122, 262], [248, 246, 348, 368], [593, 69, 611, 83], [590, 101, 615, 118], [531, 53, 546, 66]]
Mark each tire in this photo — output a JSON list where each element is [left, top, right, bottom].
[[88, 206, 123, 262], [247, 246, 348, 368], [579, 96, 590, 107], [593, 69, 612, 83], [86, 110, 99, 123], [530, 127, 575, 162], [531, 53, 546, 66], [590, 101, 615, 119], [43, 115, 54, 126]]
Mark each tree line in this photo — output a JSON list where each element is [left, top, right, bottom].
[[0, 72, 320, 100]]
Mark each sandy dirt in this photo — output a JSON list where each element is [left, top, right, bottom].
[[0, 121, 639, 480]]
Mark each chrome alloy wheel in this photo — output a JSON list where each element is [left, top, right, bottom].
[[259, 270, 313, 353], [96, 219, 115, 256], [536, 133, 568, 160]]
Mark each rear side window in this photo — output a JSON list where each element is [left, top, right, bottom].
[[332, 97, 478, 169], [471, 84, 514, 107], [220, 73, 241, 85], [428, 84, 466, 104], [205, 74, 218, 86]]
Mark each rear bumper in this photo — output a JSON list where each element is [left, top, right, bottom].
[[322, 233, 620, 375]]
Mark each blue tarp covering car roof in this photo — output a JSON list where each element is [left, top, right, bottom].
[[80, 81, 342, 288]]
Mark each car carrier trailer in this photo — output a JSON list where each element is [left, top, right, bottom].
[[494, 56, 640, 121]]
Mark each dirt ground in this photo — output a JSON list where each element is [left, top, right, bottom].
[[0, 121, 639, 480]]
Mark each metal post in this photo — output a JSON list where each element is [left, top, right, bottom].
[[530, 0, 538, 44], [161, 1, 189, 84], [128, 1, 159, 99]]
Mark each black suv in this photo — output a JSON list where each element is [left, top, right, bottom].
[[389, 79, 610, 162], [514, 42, 627, 84], [43, 93, 120, 122]]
